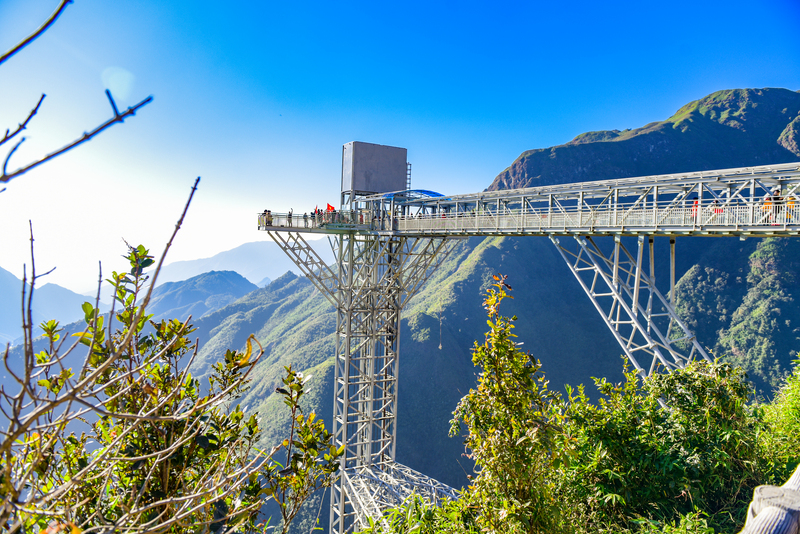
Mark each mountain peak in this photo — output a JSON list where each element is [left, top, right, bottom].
[[488, 87, 800, 191], [147, 270, 258, 321], [667, 87, 800, 136]]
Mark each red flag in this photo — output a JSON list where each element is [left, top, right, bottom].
[[327, 203, 335, 211]]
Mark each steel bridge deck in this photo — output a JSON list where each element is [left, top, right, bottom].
[[260, 162, 800, 238]]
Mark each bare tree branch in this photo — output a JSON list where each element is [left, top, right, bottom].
[[1, 92, 154, 184], [0, 0, 73, 67], [0, 94, 45, 149]]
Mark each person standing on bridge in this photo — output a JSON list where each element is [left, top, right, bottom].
[[773, 189, 784, 224], [288, 208, 293, 227], [303, 212, 308, 228]]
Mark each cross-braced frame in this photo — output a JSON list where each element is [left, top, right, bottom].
[[259, 162, 800, 531], [267, 231, 454, 533], [329, 233, 453, 533], [551, 234, 711, 376]]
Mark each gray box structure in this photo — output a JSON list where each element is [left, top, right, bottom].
[[342, 142, 407, 195]]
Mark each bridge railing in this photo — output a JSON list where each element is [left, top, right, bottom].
[[258, 199, 800, 235], [396, 200, 800, 234], [258, 211, 383, 230]]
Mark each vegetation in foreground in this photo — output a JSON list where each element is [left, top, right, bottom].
[[360, 275, 800, 534], [0, 244, 342, 533]]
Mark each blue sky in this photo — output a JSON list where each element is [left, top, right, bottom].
[[1, 0, 799, 293]]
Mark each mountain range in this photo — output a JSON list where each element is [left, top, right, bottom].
[[0, 240, 312, 343], [153, 239, 333, 286], [490, 87, 800, 190], [0, 266, 92, 345]]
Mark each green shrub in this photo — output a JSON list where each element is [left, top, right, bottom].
[[760, 358, 800, 479], [556, 360, 765, 532], [360, 274, 799, 534]]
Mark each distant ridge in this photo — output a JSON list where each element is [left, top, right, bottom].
[[147, 271, 258, 321], [489, 88, 800, 190], [0, 265, 89, 345], [155, 240, 334, 286]]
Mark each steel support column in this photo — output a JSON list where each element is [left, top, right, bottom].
[[329, 233, 453, 533], [267, 231, 454, 533]]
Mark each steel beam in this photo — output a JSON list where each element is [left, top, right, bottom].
[[267, 230, 452, 533]]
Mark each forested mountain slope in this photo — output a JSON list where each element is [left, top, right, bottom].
[[147, 270, 257, 321], [185, 87, 800, 532]]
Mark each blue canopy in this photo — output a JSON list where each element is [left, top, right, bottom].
[[376, 189, 444, 202]]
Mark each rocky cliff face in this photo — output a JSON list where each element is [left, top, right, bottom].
[[488, 88, 800, 191]]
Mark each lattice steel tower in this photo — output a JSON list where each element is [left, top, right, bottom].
[[267, 143, 458, 532]]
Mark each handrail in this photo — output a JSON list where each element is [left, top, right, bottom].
[[739, 464, 800, 534], [258, 199, 800, 237]]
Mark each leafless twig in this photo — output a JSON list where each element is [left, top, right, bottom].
[[0, 94, 45, 149], [0, 0, 73, 67], [1, 91, 154, 184]]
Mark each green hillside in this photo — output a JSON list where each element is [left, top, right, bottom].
[[185, 87, 800, 532]]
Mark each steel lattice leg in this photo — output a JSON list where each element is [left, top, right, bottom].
[[550, 235, 710, 376], [328, 235, 453, 533]]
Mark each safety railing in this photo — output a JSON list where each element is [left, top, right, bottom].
[[396, 201, 800, 234], [258, 200, 800, 236], [258, 211, 393, 231], [739, 463, 800, 534]]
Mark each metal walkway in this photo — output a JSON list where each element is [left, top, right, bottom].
[[261, 162, 800, 238], [259, 161, 800, 533]]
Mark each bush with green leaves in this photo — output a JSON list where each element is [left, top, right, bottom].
[[361, 273, 796, 534], [262, 366, 343, 534], [554, 360, 767, 532], [760, 358, 800, 480], [0, 244, 339, 534], [448, 273, 565, 533], [359, 494, 479, 534]]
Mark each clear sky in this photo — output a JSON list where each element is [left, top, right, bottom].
[[1, 0, 798, 293]]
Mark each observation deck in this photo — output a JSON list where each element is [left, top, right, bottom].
[[258, 162, 800, 238]]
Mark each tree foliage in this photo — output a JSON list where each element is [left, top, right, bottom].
[[448, 273, 563, 533], [262, 366, 342, 534], [1, 244, 339, 533]]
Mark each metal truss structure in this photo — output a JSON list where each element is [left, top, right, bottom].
[[258, 162, 800, 532], [267, 230, 454, 533], [344, 462, 459, 531], [391, 162, 800, 238], [551, 235, 709, 376]]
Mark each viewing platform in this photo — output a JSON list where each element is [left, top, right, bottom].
[[258, 162, 800, 238], [262, 142, 800, 533]]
